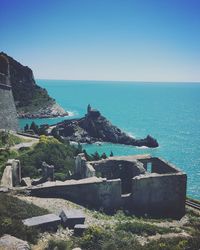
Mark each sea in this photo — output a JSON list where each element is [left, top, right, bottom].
[[19, 80, 200, 200]]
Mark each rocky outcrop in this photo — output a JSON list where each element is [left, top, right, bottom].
[[55, 106, 159, 148], [0, 235, 30, 250], [19, 103, 68, 119], [0, 52, 68, 118]]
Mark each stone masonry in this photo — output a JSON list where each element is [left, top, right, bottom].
[[29, 154, 187, 218], [0, 54, 18, 131]]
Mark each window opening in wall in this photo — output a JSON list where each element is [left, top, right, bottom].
[[147, 162, 152, 173]]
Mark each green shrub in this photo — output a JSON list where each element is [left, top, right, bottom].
[[116, 221, 175, 236], [78, 225, 107, 250], [76, 225, 140, 250], [142, 236, 200, 250], [0, 131, 28, 147], [45, 239, 73, 250], [19, 136, 76, 178], [0, 193, 48, 243]]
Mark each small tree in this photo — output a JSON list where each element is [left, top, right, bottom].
[[24, 124, 29, 132], [92, 151, 101, 161], [110, 151, 114, 157], [1, 130, 9, 145], [83, 150, 92, 161], [30, 121, 39, 134], [101, 152, 107, 159]]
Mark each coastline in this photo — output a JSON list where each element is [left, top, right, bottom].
[[17, 103, 69, 119]]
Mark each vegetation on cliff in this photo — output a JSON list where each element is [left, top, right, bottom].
[[0, 132, 110, 181], [19, 136, 76, 179], [0, 131, 28, 148], [0, 52, 67, 117]]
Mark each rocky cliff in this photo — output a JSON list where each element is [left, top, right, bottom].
[[55, 106, 159, 148], [0, 52, 68, 118]]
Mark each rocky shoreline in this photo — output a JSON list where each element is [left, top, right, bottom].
[[53, 105, 159, 148], [0, 52, 69, 120], [18, 103, 69, 119]]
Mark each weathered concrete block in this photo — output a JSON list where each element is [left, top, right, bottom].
[[22, 213, 61, 231], [74, 224, 88, 236], [59, 209, 85, 229]]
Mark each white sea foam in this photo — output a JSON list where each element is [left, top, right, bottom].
[[67, 111, 75, 117], [94, 141, 103, 146], [136, 146, 148, 149], [126, 132, 135, 138]]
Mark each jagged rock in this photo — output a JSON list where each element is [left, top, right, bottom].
[[55, 106, 159, 148], [0, 52, 68, 118], [0, 234, 30, 250]]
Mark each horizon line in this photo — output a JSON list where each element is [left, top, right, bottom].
[[36, 78, 200, 84]]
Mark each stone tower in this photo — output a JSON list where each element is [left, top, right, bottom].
[[0, 53, 18, 131]]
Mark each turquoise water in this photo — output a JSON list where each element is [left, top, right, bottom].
[[19, 80, 200, 200]]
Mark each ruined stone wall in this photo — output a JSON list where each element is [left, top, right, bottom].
[[0, 86, 19, 131], [151, 157, 179, 174], [30, 178, 122, 210], [11, 159, 21, 186], [91, 159, 145, 194], [75, 154, 95, 178], [1, 165, 13, 187], [139, 157, 179, 174], [131, 173, 187, 218], [85, 162, 95, 177], [1, 159, 21, 187]]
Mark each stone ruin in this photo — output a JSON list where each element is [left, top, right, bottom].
[[29, 154, 187, 218], [0, 159, 21, 188], [0, 160, 54, 188], [0, 154, 187, 218], [0, 154, 186, 218], [31, 162, 54, 185], [87, 104, 101, 118]]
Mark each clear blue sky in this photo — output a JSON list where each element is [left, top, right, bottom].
[[1, 0, 200, 82]]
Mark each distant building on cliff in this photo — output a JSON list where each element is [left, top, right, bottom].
[[0, 52, 18, 131], [87, 104, 101, 118]]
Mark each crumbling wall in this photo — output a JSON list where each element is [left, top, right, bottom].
[[75, 154, 95, 178], [29, 155, 187, 218], [139, 157, 179, 174], [30, 178, 122, 210], [131, 172, 187, 218], [1, 159, 21, 187], [1, 165, 13, 187], [91, 159, 145, 193]]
